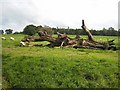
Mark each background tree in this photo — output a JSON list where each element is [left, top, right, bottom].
[[52, 27, 118, 36], [36, 25, 54, 36], [36, 25, 43, 33], [23, 24, 36, 36], [107, 27, 117, 36], [5, 29, 13, 34], [119, 29, 120, 36], [0, 30, 4, 34], [22, 24, 118, 36]]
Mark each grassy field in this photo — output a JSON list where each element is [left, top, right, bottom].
[[2, 34, 119, 88]]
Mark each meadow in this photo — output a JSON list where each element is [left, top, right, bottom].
[[2, 34, 119, 88]]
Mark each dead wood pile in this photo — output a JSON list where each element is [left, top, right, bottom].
[[21, 20, 118, 50]]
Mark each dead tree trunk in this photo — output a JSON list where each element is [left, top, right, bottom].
[[21, 20, 118, 50], [81, 20, 95, 42]]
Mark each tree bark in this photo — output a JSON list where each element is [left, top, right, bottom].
[[81, 20, 95, 42]]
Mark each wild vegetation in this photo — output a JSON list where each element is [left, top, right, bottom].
[[0, 25, 118, 36], [2, 34, 119, 88]]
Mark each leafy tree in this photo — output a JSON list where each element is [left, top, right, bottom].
[[36, 25, 54, 35], [23, 24, 36, 36], [52, 27, 118, 36], [5, 29, 13, 34], [0, 30, 4, 34], [108, 27, 118, 36], [36, 25, 43, 33]]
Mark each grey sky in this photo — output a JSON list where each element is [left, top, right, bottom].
[[0, 0, 119, 32]]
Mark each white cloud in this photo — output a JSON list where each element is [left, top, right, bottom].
[[0, 0, 119, 32]]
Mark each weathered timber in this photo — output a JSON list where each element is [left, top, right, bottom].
[[21, 20, 119, 50], [81, 20, 95, 42]]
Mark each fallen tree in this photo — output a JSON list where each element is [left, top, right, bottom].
[[21, 20, 118, 50], [74, 20, 117, 50]]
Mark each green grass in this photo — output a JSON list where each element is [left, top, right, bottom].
[[2, 34, 119, 88]]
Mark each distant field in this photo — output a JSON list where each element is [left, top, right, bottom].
[[2, 34, 119, 88]]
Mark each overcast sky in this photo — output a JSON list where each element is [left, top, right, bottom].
[[0, 0, 119, 32]]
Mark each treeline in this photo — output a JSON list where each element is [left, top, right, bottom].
[[0, 24, 118, 36], [52, 27, 118, 36]]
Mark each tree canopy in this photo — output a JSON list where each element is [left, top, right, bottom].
[[5, 29, 13, 34], [22, 24, 118, 36], [0, 30, 4, 34], [36, 25, 54, 35], [52, 27, 118, 36], [23, 24, 36, 36]]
